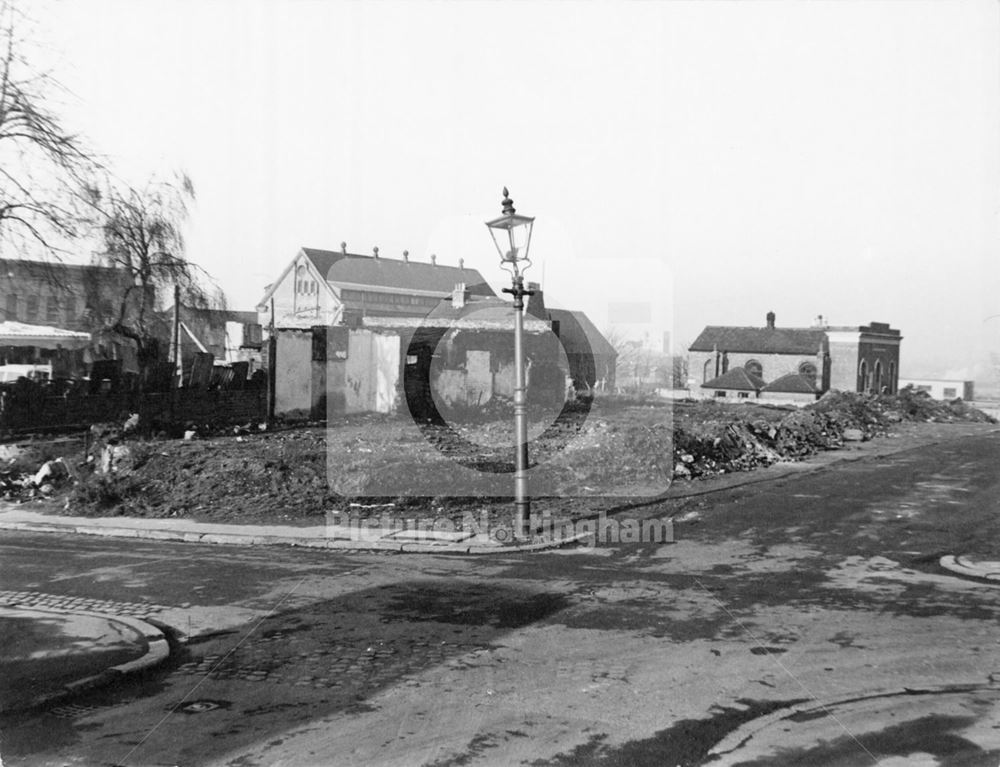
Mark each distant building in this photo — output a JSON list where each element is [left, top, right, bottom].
[[257, 247, 615, 417], [0, 258, 146, 375], [689, 312, 902, 400], [899, 378, 974, 401], [256, 245, 495, 329]]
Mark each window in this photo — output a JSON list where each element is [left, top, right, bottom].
[[46, 297, 60, 324], [738, 391, 750, 399], [943, 387, 957, 399], [5, 294, 16, 320], [715, 390, 727, 398], [917, 385, 932, 393], [858, 360, 868, 392], [26, 295, 38, 320], [888, 362, 896, 394], [64, 297, 78, 325], [798, 361, 817, 387], [873, 360, 883, 393], [744, 360, 763, 379]]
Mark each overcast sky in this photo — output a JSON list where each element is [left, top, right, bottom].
[[28, 0, 1000, 380]]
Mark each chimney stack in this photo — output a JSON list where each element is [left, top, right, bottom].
[[403, 250, 409, 263], [452, 282, 467, 309], [766, 311, 775, 329], [430, 254, 437, 266], [459, 258, 464, 269], [372, 246, 379, 259]]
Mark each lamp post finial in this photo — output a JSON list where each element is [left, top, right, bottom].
[[501, 187, 515, 216]]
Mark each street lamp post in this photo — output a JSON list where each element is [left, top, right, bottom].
[[486, 188, 535, 540]]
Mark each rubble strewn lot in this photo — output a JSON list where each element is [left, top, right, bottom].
[[1, 389, 994, 526]]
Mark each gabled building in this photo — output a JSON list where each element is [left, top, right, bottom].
[[689, 312, 901, 399], [255, 245, 495, 329], [759, 372, 820, 404], [700, 367, 766, 399]]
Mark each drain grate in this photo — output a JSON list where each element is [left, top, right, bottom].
[[49, 703, 99, 719]]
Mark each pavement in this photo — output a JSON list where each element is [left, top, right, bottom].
[[0, 601, 168, 714]]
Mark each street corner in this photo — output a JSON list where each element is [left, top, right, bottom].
[[0, 604, 169, 715], [941, 554, 1000, 582], [707, 680, 1000, 766]]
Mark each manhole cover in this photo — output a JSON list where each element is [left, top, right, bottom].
[[710, 685, 1000, 766]]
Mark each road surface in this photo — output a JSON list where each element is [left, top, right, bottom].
[[1, 429, 1000, 766]]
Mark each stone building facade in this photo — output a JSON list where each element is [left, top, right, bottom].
[[689, 312, 901, 400]]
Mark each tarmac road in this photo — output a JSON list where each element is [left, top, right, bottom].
[[1, 428, 1000, 766]]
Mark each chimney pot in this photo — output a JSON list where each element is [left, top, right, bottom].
[[373, 246, 379, 259], [430, 254, 437, 265], [340, 242, 347, 254], [403, 250, 409, 262], [459, 258, 464, 269]]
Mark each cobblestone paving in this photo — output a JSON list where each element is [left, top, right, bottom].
[[0, 590, 169, 618], [175, 631, 484, 690]]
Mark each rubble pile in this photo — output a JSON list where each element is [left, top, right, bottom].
[[1, 388, 994, 521], [0, 444, 74, 501], [670, 389, 996, 480]]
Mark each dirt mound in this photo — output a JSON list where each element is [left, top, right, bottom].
[[669, 389, 995, 480]]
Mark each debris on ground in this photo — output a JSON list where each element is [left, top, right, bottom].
[[0, 389, 993, 521]]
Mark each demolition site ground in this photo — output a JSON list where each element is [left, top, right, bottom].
[[0, 390, 994, 528]]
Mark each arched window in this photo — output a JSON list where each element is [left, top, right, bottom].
[[744, 359, 763, 379], [799, 361, 817, 388], [703, 358, 713, 383], [888, 361, 896, 395], [858, 360, 868, 393], [873, 360, 883, 394]]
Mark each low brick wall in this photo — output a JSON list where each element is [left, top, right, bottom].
[[0, 388, 267, 434]]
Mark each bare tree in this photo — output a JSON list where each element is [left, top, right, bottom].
[[85, 172, 224, 374], [0, 0, 94, 257]]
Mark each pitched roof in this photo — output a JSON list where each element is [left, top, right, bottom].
[[548, 309, 618, 358], [689, 326, 826, 355], [300, 247, 495, 297], [761, 373, 817, 394], [363, 296, 550, 333], [701, 367, 766, 391]]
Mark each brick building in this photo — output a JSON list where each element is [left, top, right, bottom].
[[689, 312, 901, 400], [1, 258, 145, 375]]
